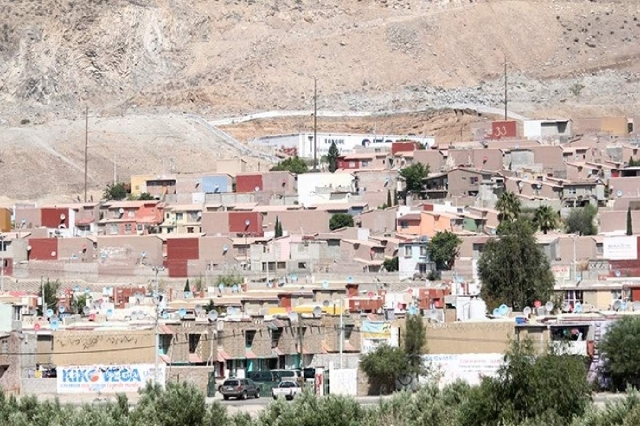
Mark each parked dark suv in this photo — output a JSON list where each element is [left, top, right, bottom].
[[220, 378, 261, 400]]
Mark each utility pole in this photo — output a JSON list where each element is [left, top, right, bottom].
[[40, 276, 45, 315], [113, 155, 117, 186], [0, 235, 5, 292], [504, 55, 508, 121], [339, 297, 344, 369], [313, 77, 318, 171], [152, 266, 162, 385], [84, 106, 89, 203]]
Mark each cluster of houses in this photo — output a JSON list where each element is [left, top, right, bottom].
[[0, 115, 640, 396]]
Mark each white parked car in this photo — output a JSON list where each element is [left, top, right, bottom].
[[271, 380, 302, 400]]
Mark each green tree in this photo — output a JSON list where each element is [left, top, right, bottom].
[[496, 191, 521, 222], [216, 273, 243, 287], [629, 156, 640, 167], [270, 156, 308, 174], [399, 162, 430, 196], [329, 213, 354, 230], [360, 344, 409, 395], [383, 256, 398, 272], [386, 189, 392, 208], [393, 189, 399, 206], [599, 316, 640, 390], [533, 205, 558, 234], [38, 279, 60, 316], [478, 218, 554, 310], [274, 216, 283, 238], [427, 231, 462, 270], [137, 192, 155, 200], [628, 207, 633, 236], [327, 141, 340, 173], [404, 314, 427, 378], [70, 294, 88, 315], [565, 204, 598, 235], [184, 279, 191, 293], [103, 182, 128, 201], [459, 339, 591, 426]]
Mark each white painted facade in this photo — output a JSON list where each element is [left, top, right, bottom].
[[252, 133, 435, 158], [297, 173, 356, 207], [523, 119, 572, 140]]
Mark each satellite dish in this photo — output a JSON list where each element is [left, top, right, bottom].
[[523, 307, 532, 316], [612, 299, 623, 311], [254, 186, 260, 192], [616, 190, 623, 198], [34, 323, 41, 332], [536, 183, 542, 189], [322, 300, 330, 307], [197, 211, 202, 218], [119, 208, 125, 214], [267, 281, 273, 289], [429, 309, 437, 319], [89, 313, 96, 321], [288, 311, 299, 322], [408, 306, 418, 316], [222, 245, 229, 252], [50, 315, 59, 323], [106, 308, 114, 317], [60, 213, 66, 220], [141, 251, 147, 258], [51, 251, 56, 257], [27, 245, 32, 251], [633, 301, 640, 311], [46, 309, 54, 318], [101, 253, 107, 259], [499, 304, 509, 315], [207, 310, 218, 321], [82, 306, 90, 315], [561, 301, 571, 312], [136, 311, 145, 320], [615, 270, 622, 277], [162, 311, 169, 319], [232, 284, 239, 293], [195, 304, 204, 313], [347, 276, 353, 284], [58, 306, 66, 314], [244, 219, 251, 226], [218, 283, 224, 291], [322, 281, 329, 289], [313, 306, 322, 316], [367, 291, 374, 298], [621, 302, 628, 311], [184, 291, 192, 299], [74, 285, 80, 292], [544, 301, 554, 313], [178, 308, 187, 318], [574, 303, 583, 313], [492, 308, 501, 317]]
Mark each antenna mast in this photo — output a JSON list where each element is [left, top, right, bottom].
[[84, 106, 89, 202], [313, 76, 318, 171], [504, 55, 508, 121]]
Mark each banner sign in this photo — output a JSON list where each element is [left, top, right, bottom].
[[423, 353, 504, 387], [361, 321, 391, 339], [57, 364, 166, 394]]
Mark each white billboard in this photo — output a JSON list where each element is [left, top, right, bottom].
[[57, 364, 166, 394], [422, 353, 504, 387], [604, 236, 638, 260]]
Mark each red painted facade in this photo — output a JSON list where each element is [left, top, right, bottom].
[[165, 238, 200, 278], [41, 208, 70, 229], [490, 121, 518, 139], [28, 238, 59, 260], [113, 285, 148, 309], [0, 258, 13, 277], [236, 174, 264, 193], [391, 141, 420, 155], [229, 212, 263, 235], [350, 297, 383, 312], [417, 288, 451, 309]]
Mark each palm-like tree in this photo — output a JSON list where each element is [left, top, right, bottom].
[[534, 205, 558, 234], [496, 191, 521, 222]]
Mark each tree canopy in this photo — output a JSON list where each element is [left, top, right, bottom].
[[404, 314, 427, 378], [478, 218, 554, 310], [103, 182, 128, 201], [399, 163, 430, 194], [329, 213, 354, 230], [533, 205, 558, 234], [427, 231, 462, 270], [327, 142, 340, 173], [565, 204, 598, 236], [270, 156, 309, 174], [383, 256, 398, 272], [599, 316, 640, 391], [496, 191, 521, 222], [360, 344, 409, 395]]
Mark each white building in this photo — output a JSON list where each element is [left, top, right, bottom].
[[297, 173, 356, 207], [398, 239, 433, 280], [252, 133, 435, 159], [523, 119, 572, 141]]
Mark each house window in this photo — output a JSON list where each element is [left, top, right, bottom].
[[400, 221, 408, 229], [1, 340, 7, 354], [419, 246, 428, 257], [187, 227, 194, 234], [277, 262, 286, 270], [109, 224, 118, 235], [188, 334, 201, 353], [124, 224, 132, 235], [136, 224, 144, 232], [361, 161, 369, 167], [418, 263, 428, 274], [349, 162, 356, 168], [567, 187, 576, 195], [596, 243, 603, 256], [403, 246, 412, 257], [271, 329, 282, 348], [0, 241, 6, 252], [564, 290, 584, 305], [470, 177, 478, 185], [245, 330, 256, 348], [176, 213, 184, 221], [127, 209, 135, 218], [298, 262, 307, 269]]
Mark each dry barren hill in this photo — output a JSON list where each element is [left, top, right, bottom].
[[2, 0, 640, 122], [2, 0, 640, 201]]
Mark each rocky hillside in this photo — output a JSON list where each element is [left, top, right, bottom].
[[2, 0, 640, 124]]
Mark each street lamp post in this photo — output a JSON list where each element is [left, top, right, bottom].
[[0, 235, 5, 293], [152, 266, 163, 385]]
